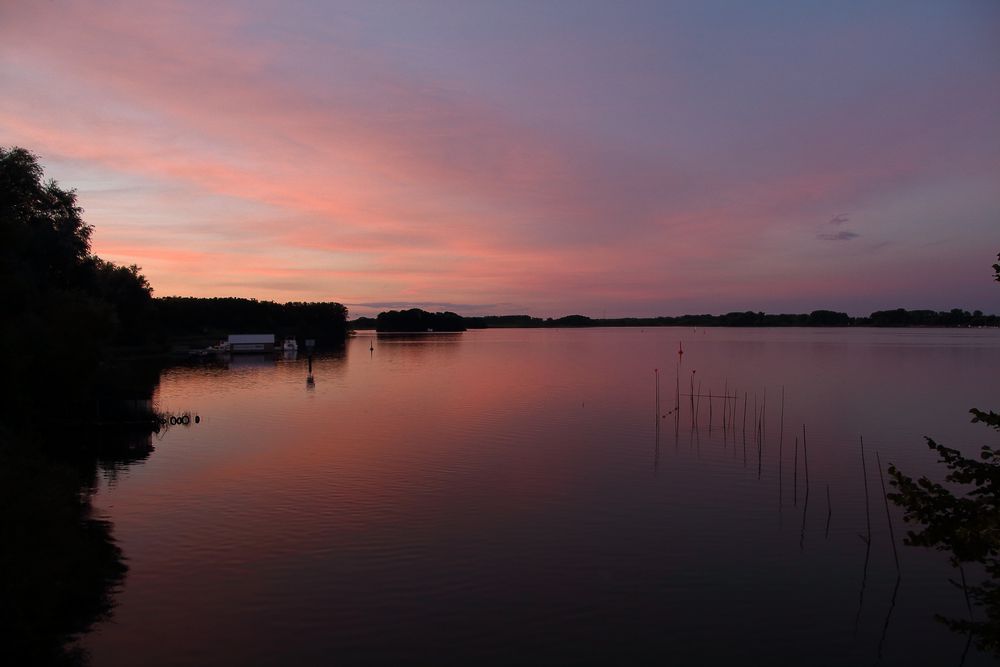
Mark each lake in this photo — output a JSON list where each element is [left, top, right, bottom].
[[78, 327, 999, 665]]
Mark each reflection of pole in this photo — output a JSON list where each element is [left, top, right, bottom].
[[861, 436, 871, 545], [762, 387, 766, 444], [708, 389, 713, 431], [654, 368, 660, 472], [654, 368, 660, 425], [779, 386, 784, 504], [876, 451, 900, 573], [825, 484, 832, 539], [723, 380, 728, 432], [675, 363, 680, 412], [802, 425, 809, 494], [799, 473, 809, 551], [793, 437, 799, 506], [854, 435, 871, 637], [854, 535, 871, 637], [877, 574, 902, 660], [797, 421, 810, 551], [742, 400, 747, 466], [690, 371, 695, 427]]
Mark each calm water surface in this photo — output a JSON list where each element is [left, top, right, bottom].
[[81, 328, 999, 665]]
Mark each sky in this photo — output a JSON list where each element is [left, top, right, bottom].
[[2, 1, 999, 318]]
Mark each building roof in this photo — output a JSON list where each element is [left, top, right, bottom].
[[228, 334, 275, 344]]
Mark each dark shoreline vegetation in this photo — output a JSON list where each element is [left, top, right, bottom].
[[3, 145, 999, 662], [353, 307, 1000, 332], [889, 409, 1000, 656]]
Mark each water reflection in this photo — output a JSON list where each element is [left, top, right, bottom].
[[1, 442, 118, 664], [1, 421, 164, 663], [71, 329, 1000, 665], [0, 353, 217, 664]]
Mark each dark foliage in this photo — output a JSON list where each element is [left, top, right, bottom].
[[375, 308, 466, 332], [156, 296, 347, 345], [887, 412, 1000, 655], [462, 315, 545, 329], [547, 314, 593, 327], [806, 309, 851, 326], [865, 308, 998, 327], [380, 308, 998, 331], [0, 147, 159, 426], [350, 316, 378, 329], [85, 259, 156, 345]]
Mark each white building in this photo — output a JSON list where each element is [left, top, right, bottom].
[[228, 334, 275, 353]]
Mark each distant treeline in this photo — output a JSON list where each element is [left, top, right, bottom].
[[352, 308, 1000, 331], [353, 308, 466, 332], [157, 297, 348, 344], [469, 308, 1000, 328]]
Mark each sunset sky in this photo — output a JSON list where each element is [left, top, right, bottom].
[[2, 1, 998, 317]]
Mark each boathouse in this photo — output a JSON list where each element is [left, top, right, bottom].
[[228, 334, 275, 353]]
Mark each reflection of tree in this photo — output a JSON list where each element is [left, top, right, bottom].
[[0, 363, 164, 663], [886, 254, 1000, 656], [0, 441, 127, 665]]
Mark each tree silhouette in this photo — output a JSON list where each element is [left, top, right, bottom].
[[0, 146, 154, 424]]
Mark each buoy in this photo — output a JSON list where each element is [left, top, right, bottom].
[[195, 415, 200, 424]]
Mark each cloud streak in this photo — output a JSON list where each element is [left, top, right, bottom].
[[818, 231, 861, 241]]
